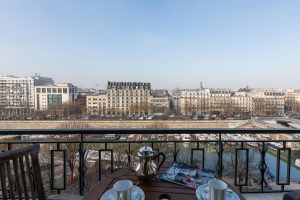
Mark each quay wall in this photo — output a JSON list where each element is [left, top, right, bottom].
[[0, 120, 247, 129]]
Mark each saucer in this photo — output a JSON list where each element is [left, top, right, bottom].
[[100, 185, 145, 200], [196, 183, 240, 200]]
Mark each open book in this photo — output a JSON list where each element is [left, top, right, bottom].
[[160, 162, 215, 189]]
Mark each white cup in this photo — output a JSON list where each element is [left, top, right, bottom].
[[208, 179, 227, 200], [113, 180, 133, 200]]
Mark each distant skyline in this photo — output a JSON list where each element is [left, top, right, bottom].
[[1, 1, 300, 89]]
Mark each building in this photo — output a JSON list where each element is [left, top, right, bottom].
[[252, 89, 285, 116], [150, 90, 171, 115], [231, 92, 253, 115], [34, 83, 78, 111], [86, 94, 107, 115], [106, 81, 151, 115], [169, 88, 181, 114], [180, 89, 210, 115], [0, 75, 54, 112], [284, 89, 300, 114], [209, 89, 232, 115]]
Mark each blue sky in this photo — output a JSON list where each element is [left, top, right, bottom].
[[0, 0, 300, 89]]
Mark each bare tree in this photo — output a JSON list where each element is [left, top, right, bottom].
[[39, 144, 56, 190], [223, 147, 257, 186], [253, 98, 266, 116], [59, 121, 89, 183]]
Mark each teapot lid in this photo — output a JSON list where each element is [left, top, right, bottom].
[[138, 146, 153, 156]]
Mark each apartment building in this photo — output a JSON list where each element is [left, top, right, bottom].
[[150, 90, 171, 114], [86, 94, 107, 115], [169, 89, 181, 114], [106, 82, 151, 115], [180, 89, 210, 115], [34, 83, 78, 110], [0, 75, 54, 111], [210, 89, 232, 115], [285, 89, 300, 114], [252, 89, 285, 116], [231, 92, 253, 114]]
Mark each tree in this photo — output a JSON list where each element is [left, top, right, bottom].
[[253, 98, 265, 116], [59, 121, 89, 183], [223, 147, 257, 186], [39, 143, 56, 190]]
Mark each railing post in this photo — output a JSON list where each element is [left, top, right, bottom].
[[57, 143, 61, 195], [174, 142, 177, 162], [79, 133, 85, 196], [259, 141, 268, 192], [217, 133, 224, 178]]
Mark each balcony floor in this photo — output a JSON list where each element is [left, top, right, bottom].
[[243, 193, 284, 200]]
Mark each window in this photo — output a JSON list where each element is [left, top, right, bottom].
[[52, 88, 57, 93], [58, 88, 62, 93], [47, 88, 51, 93], [47, 94, 62, 108], [36, 88, 41, 93], [63, 88, 68, 93], [42, 88, 46, 93]]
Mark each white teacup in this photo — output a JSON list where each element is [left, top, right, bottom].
[[208, 179, 227, 200], [113, 180, 133, 200]]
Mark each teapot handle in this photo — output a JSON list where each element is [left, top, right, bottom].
[[152, 152, 166, 171]]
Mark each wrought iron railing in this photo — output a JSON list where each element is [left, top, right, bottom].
[[0, 128, 300, 196]]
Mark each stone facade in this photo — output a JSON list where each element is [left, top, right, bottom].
[[106, 82, 151, 115], [86, 94, 107, 115]]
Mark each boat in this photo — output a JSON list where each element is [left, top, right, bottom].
[[182, 134, 191, 142], [267, 142, 283, 150]]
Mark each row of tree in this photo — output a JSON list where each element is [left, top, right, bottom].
[[182, 98, 291, 116]]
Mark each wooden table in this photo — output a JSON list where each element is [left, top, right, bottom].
[[83, 165, 246, 200]]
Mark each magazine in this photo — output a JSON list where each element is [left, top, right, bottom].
[[160, 162, 215, 189]]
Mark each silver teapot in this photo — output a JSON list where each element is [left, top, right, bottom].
[[128, 146, 166, 180]]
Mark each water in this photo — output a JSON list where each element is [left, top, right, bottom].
[[178, 144, 300, 182], [265, 152, 300, 181]]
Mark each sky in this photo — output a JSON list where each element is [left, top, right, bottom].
[[0, 0, 300, 90]]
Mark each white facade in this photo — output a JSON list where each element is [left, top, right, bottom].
[[231, 92, 252, 114], [106, 82, 151, 115], [150, 90, 171, 114], [34, 83, 78, 110], [209, 89, 232, 114], [284, 89, 300, 114], [0, 75, 53, 110], [252, 89, 285, 116], [180, 89, 210, 115]]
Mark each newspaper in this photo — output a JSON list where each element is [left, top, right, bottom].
[[160, 162, 215, 189]]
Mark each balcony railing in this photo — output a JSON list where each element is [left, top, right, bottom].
[[0, 128, 300, 197]]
